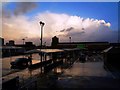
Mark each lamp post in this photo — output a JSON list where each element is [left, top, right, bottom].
[[69, 36, 71, 48], [39, 21, 45, 73], [69, 36, 71, 43], [22, 37, 27, 45], [39, 21, 45, 49], [22, 38, 25, 45], [22, 37, 27, 57]]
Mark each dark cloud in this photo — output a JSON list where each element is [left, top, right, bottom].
[[60, 29, 65, 32], [60, 27, 74, 32], [14, 2, 38, 16], [66, 27, 74, 32], [2, 2, 38, 17]]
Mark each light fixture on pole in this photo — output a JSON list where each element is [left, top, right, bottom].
[[22, 37, 27, 45], [22, 38, 25, 45], [69, 36, 71, 43]]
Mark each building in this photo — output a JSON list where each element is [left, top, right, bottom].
[[51, 36, 109, 51], [25, 42, 33, 46], [0, 37, 4, 46], [51, 36, 59, 47], [15, 42, 36, 51], [1, 46, 24, 57], [9, 40, 15, 46], [6, 40, 15, 46]]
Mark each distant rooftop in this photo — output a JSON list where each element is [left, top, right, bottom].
[[58, 42, 109, 45], [0, 46, 22, 49]]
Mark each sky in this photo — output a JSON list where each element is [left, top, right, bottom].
[[2, 2, 119, 45]]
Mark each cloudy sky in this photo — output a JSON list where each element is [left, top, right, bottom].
[[2, 2, 119, 45]]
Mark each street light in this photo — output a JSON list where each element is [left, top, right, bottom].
[[22, 38, 25, 45], [69, 36, 71, 43], [22, 37, 27, 57], [22, 37, 27, 45], [39, 21, 45, 49], [39, 21, 45, 72]]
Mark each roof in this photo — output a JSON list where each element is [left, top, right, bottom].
[[103, 47, 113, 53], [62, 48, 81, 51], [0, 46, 22, 49], [41, 49, 64, 53], [58, 42, 109, 45], [25, 49, 64, 54], [103, 46, 120, 53], [25, 48, 82, 54]]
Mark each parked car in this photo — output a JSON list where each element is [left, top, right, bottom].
[[10, 58, 31, 69]]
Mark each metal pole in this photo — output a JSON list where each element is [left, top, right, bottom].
[[41, 25, 43, 73], [41, 25, 43, 49], [22, 38, 25, 58], [39, 21, 45, 73], [40, 21, 45, 49], [69, 37, 71, 48]]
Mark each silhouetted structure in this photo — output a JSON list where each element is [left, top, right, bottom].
[[51, 36, 109, 51], [9, 40, 15, 46], [1, 46, 24, 57], [51, 36, 59, 48], [15, 42, 36, 51], [6, 40, 15, 46], [103, 46, 120, 72], [0, 37, 4, 46], [6, 42, 9, 46], [25, 42, 33, 46], [110, 43, 120, 47], [1, 39, 36, 57]]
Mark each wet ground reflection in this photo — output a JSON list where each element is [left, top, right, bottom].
[[35, 54, 120, 89], [2, 54, 40, 76], [35, 60, 120, 88], [63, 61, 112, 77], [2, 53, 120, 89]]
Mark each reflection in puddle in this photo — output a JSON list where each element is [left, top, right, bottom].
[[3, 53, 117, 89], [2, 54, 41, 76], [52, 67, 63, 74], [32, 59, 40, 64], [64, 62, 107, 77]]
